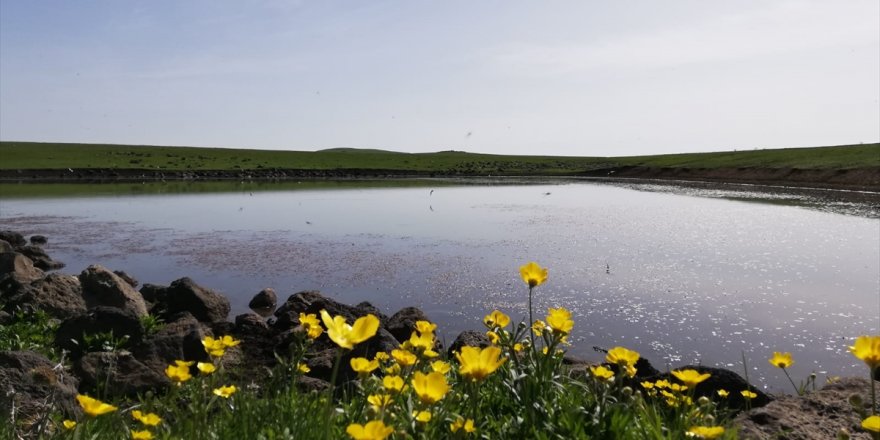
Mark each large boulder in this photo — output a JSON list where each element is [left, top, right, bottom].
[[0, 252, 44, 285], [163, 278, 230, 323], [386, 307, 431, 343], [16, 245, 65, 271], [248, 287, 278, 312], [274, 291, 367, 331], [1, 273, 85, 320], [0, 351, 80, 424], [0, 240, 14, 253], [79, 265, 148, 317], [74, 352, 170, 397], [132, 312, 209, 375], [54, 306, 145, 357], [736, 377, 875, 439], [447, 330, 491, 357], [139, 283, 168, 304], [0, 231, 26, 247], [29, 235, 48, 245]]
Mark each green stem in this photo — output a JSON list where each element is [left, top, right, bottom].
[[782, 368, 800, 396], [325, 348, 345, 440]]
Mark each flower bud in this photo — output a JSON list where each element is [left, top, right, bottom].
[[697, 396, 711, 406]]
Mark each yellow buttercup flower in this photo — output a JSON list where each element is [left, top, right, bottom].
[[654, 379, 671, 389], [431, 360, 452, 374], [373, 352, 390, 362], [62, 420, 77, 430], [850, 335, 880, 370], [213, 385, 237, 398], [76, 394, 117, 417], [202, 336, 227, 357], [385, 363, 401, 376], [669, 383, 688, 393], [413, 410, 432, 423], [367, 394, 394, 411], [546, 308, 574, 335], [411, 371, 449, 404], [299, 313, 323, 339], [297, 363, 311, 374], [590, 365, 614, 382], [131, 410, 162, 426], [131, 430, 153, 440], [408, 331, 435, 352], [862, 415, 880, 432], [640, 381, 655, 390], [741, 390, 757, 399], [197, 362, 216, 375], [520, 262, 548, 288], [456, 346, 506, 382], [671, 369, 711, 388], [717, 389, 729, 398], [391, 349, 417, 367], [606, 347, 640, 367], [220, 335, 240, 348], [320, 310, 380, 350], [450, 417, 476, 433], [768, 352, 794, 369], [486, 331, 500, 345], [350, 357, 379, 378], [483, 310, 510, 329], [346, 420, 394, 440], [165, 361, 192, 384], [686, 426, 724, 439], [382, 375, 405, 393], [414, 320, 437, 334], [513, 343, 524, 353], [532, 320, 547, 335]]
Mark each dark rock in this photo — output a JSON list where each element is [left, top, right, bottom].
[[16, 245, 65, 270], [79, 265, 148, 317], [0, 240, 14, 253], [0, 252, 44, 283], [74, 352, 170, 397], [645, 365, 771, 411], [1, 273, 85, 320], [163, 277, 230, 323], [0, 350, 80, 423], [385, 307, 431, 343], [112, 270, 139, 288], [296, 375, 330, 393], [736, 377, 875, 439], [304, 328, 400, 384], [447, 330, 491, 357], [29, 235, 48, 245], [273, 290, 370, 331], [0, 231, 26, 247], [236, 312, 269, 331], [54, 306, 145, 357], [132, 312, 209, 375], [139, 283, 168, 304], [248, 287, 277, 311]]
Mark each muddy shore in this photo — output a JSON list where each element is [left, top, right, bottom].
[[2, 165, 878, 191]]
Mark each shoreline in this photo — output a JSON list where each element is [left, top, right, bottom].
[[2, 165, 878, 192]]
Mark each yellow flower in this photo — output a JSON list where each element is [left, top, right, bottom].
[[297, 363, 311, 374], [165, 361, 192, 384], [654, 379, 671, 389], [520, 262, 548, 288], [532, 320, 547, 335], [456, 346, 507, 382], [768, 352, 794, 369], [450, 417, 476, 433], [513, 343, 524, 353], [413, 410, 432, 423], [367, 394, 394, 411], [483, 310, 510, 329], [850, 335, 880, 370], [202, 336, 227, 357], [385, 363, 401, 376], [383, 375, 405, 393], [590, 365, 614, 382], [717, 389, 729, 398], [197, 362, 216, 375], [374, 352, 389, 362], [640, 381, 655, 390], [862, 415, 880, 432], [486, 331, 500, 345], [350, 357, 380, 377], [62, 420, 77, 430], [686, 426, 725, 439], [131, 410, 162, 426], [546, 308, 574, 335], [299, 313, 323, 339], [346, 420, 394, 440], [606, 347, 640, 367], [408, 331, 435, 352], [220, 335, 240, 348], [741, 390, 757, 399], [391, 349, 417, 367], [431, 360, 452, 374], [76, 394, 117, 417], [669, 383, 688, 393], [411, 371, 449, 404], [414, 320, 437, 334], [131, 430, 153, 440], [213, 385, 237, 398], [320, 310, 380, 350], [671, 369, 711, 388]]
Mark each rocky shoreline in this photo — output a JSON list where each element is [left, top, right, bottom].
[[1, 165, 878, 191], [1, 230, 876, 439]]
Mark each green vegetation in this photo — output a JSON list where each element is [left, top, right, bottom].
[[1, 141, 877, 174], [0, 308, 60, 361]]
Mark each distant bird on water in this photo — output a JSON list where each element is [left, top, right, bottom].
[[430, 189, 434, 196]]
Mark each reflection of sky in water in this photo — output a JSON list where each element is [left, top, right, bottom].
[[1, 180, 878, 392]]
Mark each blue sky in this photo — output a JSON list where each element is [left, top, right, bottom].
[[1, 1, 878, 156]]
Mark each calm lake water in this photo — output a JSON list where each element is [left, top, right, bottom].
[[1, 178, 878, 392]]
